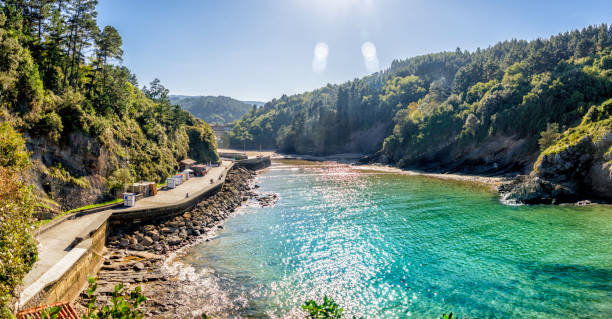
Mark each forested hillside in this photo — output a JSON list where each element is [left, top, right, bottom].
[[170, 95, 256, 124], [0, 0, 219, 213], [230, 24, 612, 203]]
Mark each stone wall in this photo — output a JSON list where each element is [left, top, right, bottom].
[[21, 219, 108, 310]]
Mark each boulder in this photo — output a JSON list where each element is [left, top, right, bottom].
[[142, 236, 154, 246], [150, 232, 160, 241], [168, 236, 181, 246], [133, 262, 145, 271], [119, 238, 129, 248]]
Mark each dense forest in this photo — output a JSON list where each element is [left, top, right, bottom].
[[230, 25, 612, 202], [170, 95, 256, 124], [0, 0, 219, 213], [0, 1, 222, 312]]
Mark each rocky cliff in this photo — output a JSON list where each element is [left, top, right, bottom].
[[500, 99, 612, 204]]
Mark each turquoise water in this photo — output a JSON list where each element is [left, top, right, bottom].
[[177, 160, 612, 318]]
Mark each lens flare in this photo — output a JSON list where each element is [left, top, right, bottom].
[[312, 42, 329, 73], [361, 41, 379, 71], [314, 42, 329, 59]]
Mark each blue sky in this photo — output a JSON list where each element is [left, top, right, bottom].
[[97, 0, 612, 102]]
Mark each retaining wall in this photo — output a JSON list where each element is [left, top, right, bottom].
[[21, 215, 109, 310], [109, 183, 223, 225]]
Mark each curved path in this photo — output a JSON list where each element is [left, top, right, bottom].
[[19, 160, 233, 309]]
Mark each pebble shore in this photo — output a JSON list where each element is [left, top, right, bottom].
[[77, 167, 278, 317]]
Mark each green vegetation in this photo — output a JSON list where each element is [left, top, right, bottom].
[[0, 0, 220, 313], [170, 95, 256, 124], [302, 296, 345, 318], [537, 98, 612, 164], [0, 1, 219, 212], [106, 168, 132, 196], [45, 163, 91, 189], [538, 123, 561, 151], [41, 277, 146, 319], [0, 122, 37, 317], [231, 25, 612, 174]]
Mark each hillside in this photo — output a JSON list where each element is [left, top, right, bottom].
[[242, 100, 266, 107], [0, 2, 219, 214], [170, 95, 257, 124], [230, 24, 612, 203]]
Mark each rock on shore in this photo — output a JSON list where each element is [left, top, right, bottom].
[[499, 133, 612, 205], [106, 167, 265, 254], [79, 166, 278, 317]]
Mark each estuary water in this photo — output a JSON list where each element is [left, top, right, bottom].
[[175, 160, 612, 318]]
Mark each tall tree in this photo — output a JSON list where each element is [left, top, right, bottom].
[[88, 25, 122, 97], [64, 0, 97, 90]]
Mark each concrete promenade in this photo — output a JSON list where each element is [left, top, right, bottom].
[[19, 160, 234, 309], [114, 161, 232, 214]]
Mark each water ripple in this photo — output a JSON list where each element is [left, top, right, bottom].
[[176, 161, 612, 318]]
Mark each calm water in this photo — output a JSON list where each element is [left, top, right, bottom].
[[175, 160, 612, 318]]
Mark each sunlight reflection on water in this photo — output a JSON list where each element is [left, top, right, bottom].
[[175, 161, 612, 318]]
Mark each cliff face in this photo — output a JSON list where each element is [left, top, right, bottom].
[[25, 132, 116, 213], [501, 100, 612, 204], [387, 134, 534, 176]]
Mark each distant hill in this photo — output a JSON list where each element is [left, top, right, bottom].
[[242, 100, 266, 107], [230, 24, 612, 204], [170, 95, 263, 124]]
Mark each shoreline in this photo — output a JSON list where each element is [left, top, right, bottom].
[[78, 167, 277, 318], [220, 148, 505, 188], [352, 163, 505, 189], [76, 158, 608, 317]]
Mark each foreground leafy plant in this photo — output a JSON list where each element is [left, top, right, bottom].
[[302, 296, 344, 319], [0, 122, 38, 317], [40, 277, 148, 319], [81, 277, 147, 319]]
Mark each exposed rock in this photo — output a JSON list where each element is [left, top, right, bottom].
[[168, 236, 181, 246], [500, 131, 612, 204], [119, 238, 129, 248], [141, 236, 154, 246], [133, 262, 145, 271], [106, 167, 262, 256]]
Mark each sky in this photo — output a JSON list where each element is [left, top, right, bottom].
[[97, 0, 612, 102]]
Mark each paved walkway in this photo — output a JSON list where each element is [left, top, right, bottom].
[[20, 160, 233, 308], [114, 161, 231, 213]]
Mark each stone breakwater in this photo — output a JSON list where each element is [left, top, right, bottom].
[[77, 167, 278, 317]]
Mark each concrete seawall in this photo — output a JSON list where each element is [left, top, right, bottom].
[[19, 159, 272, 312], [20, 211, 110, 309], [109, 182, 223, 225]]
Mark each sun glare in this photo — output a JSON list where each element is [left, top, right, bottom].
[[312, 42, 329, 73]]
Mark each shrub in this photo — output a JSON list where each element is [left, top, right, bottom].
[[46, 164, 91, 189], [107, 168, 132, 196], [81, 277, 146, 319], [0, 122, 37, 317], [538, 123, 561, 151], [42, 278, 147, 319], [301, 296, 345, 319]]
